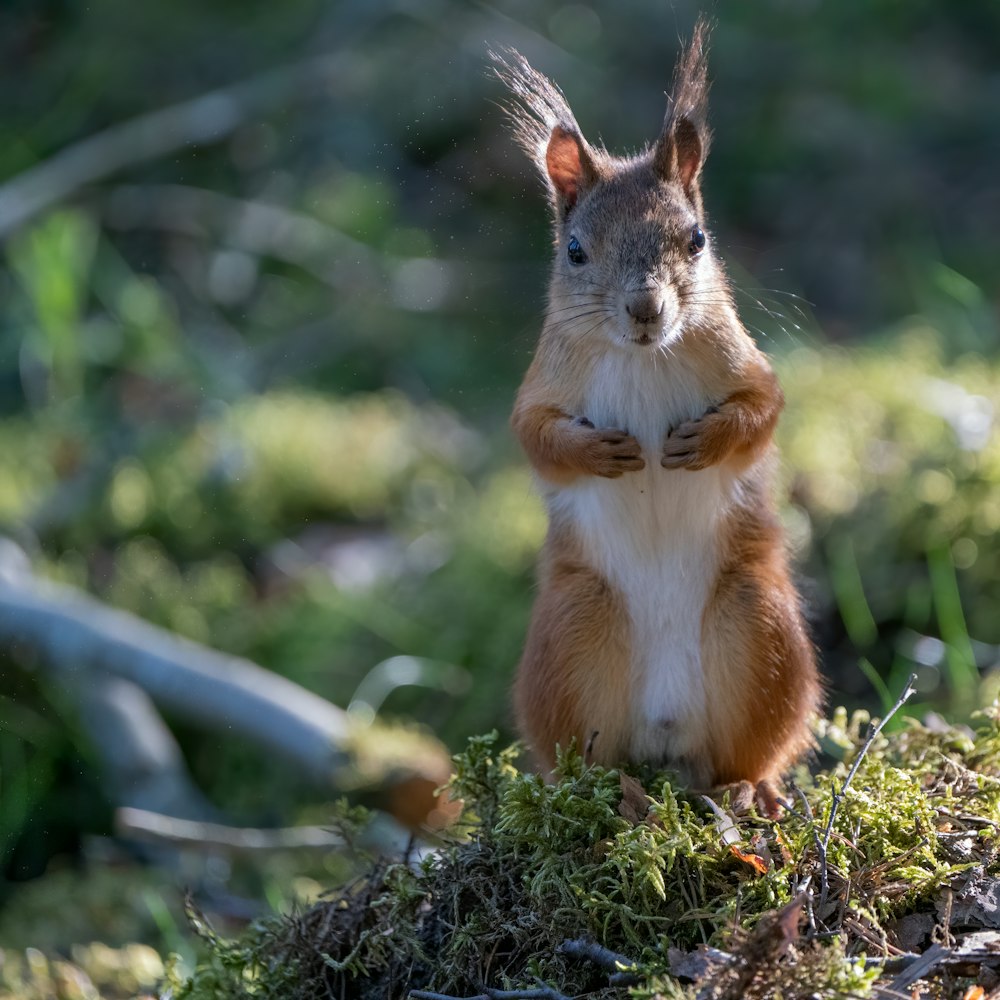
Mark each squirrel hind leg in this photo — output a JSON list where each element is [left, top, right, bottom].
[[513, 558, 633, 772], [700, 550, 821, 793]]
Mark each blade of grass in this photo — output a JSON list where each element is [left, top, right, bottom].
[[857, 657, 893, 715], [827, 536, 878, 647], [927, 543, 978, 713]]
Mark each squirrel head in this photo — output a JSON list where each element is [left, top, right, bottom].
[[492, 20, 732, 352]]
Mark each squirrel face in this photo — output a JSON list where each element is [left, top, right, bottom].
[[493, 35, 723, 354], [548, 165, 716, 350]]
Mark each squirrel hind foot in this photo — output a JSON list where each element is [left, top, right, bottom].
[[714, 779, 783, 820]]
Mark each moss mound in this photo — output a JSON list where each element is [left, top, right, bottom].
[[170, 707, 1000, 999]]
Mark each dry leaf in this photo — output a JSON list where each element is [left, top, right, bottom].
[[775, 894, 804, 947], [774, 827, 794, 866], [963, 986, 985, 1000], [729, 844, 770, 875], [618, 773, 650, 825]]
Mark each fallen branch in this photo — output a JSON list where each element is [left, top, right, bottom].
[[116, 807, 343, 853], [74, 673, 217, 822], [115, 805, 420, 860]]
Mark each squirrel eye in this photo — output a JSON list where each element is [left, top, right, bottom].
[[688, 226, 706, 255], [567, 236, 588, 266]]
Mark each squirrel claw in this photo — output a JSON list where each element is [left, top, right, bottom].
[[719, 780, 783, 819], [577, 423, 644, 477], [661, 412, 723, 470]]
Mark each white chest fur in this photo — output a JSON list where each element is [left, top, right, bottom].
[[546, 349, 734, 774]]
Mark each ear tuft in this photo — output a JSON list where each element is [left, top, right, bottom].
[[489, 47, 599, 214], [653, 18, 713, 199]]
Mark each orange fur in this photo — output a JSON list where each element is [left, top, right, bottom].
[[498, 24, 820, 812], [513, 524, 633, 770], [700, 471, 819, 786]]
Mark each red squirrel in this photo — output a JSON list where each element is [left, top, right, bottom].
[[493, 23, 820, 815]]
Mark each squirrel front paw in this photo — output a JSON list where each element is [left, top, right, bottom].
[[573, 419, 645, 478], [661, 408, 726, 471]]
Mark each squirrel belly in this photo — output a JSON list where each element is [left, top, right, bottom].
[[546, 464, 728, 780], [520, 349, 737, 783], [516, 421, 817, 791]]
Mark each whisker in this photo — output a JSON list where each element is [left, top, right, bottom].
[[556, 273, 611, 294], [546, 301, 605, 319], [549, 309, 609, 329], [681, 280, 813, 344], [577, 315, 611, 340]]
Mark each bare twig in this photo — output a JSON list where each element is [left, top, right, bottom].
[[0, 55, 346, 238], [558, 937, 639, 985], [409, 989, 570, 1000], [105, 183, 468, 288], [792, 784, 823, 857], [115, 805, 422, 859], [885, 942, 948, 992], [785, 784, 822, 935], [818, 673, 918, 910]]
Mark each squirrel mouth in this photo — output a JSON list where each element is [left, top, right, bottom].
[[630, 331, 659, 347]]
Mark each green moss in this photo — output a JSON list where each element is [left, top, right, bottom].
[[171, 707, 1000, 999]]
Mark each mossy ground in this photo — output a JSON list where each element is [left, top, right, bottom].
[[167, 705, 1000, 1000]]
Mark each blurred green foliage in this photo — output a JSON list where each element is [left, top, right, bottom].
[[0, 0, 998, 983]]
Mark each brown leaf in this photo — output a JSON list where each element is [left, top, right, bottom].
[[774, 827, 794, 866], [775, 894, 804, 948], [729, 843, 770, 875], [618, 773, 650, 825]]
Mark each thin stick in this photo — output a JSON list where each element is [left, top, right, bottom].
[[818, 673, 918, 910], [409, 989, 570, 1000], [558, 937, 639, 985], [558, 937, 634, 971], [787, 783, 822, 936]]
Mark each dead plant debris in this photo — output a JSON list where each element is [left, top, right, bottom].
[[168, 705, 1000, 999]]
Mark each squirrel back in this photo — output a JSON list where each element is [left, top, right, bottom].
[[495, 23, 820, 815]]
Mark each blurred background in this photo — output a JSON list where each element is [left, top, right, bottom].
[[1, 0, 999, 994]]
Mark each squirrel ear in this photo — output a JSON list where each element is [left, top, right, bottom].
[[489, 48, 600, 217], [654, 114, 706, 197], [545, 124, 597, 214], [653, 19, 712, 202]]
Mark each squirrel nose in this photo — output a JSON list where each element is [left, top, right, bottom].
[[625, 292, 664, 325]]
